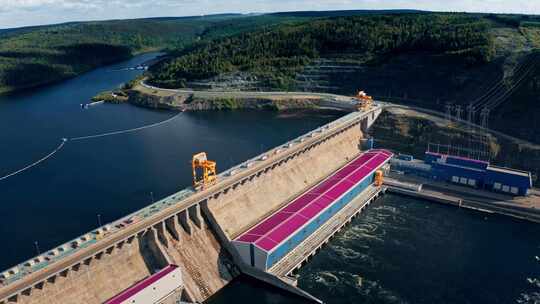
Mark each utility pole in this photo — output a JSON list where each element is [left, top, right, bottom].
[[480, 107, 490, 129], [466, 103, 476, 152], [467, 104, 475, 125], [455, 105, 463, 121], [34, 241, 40, 255], [445, 103, 453, 122]]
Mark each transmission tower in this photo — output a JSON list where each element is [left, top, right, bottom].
[[455, 105, 463, 121], [445, 103, 453, 122], [466, 104, 476, 125], [480, 107, 490, 129]]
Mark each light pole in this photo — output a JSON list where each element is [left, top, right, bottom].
[[34, 241, 40, 255], [97, 214, 102, 227]]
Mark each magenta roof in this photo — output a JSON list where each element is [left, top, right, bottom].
[[105, 264, 179, 304], [234, 149, 393, 252]]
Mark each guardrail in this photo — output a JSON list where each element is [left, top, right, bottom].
[[0, 106, 377, 290]]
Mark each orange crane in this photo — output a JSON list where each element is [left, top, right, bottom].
[[355, 90, 373, 112], [374, 170, 384, 187], [192, 152, 217, 190]]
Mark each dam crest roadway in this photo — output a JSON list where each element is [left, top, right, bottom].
[[0, 102, 384, 303], [1, 83, 539, 304]]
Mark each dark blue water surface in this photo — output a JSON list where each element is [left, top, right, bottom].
[[208, 194, 540, 304], [1, 54, 539, 304], [0, 53, 339, 270]]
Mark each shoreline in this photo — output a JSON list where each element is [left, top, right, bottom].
[[0, 50, 165, 97]]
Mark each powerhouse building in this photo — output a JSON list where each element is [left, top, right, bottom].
[[392, 152, 532, 196], [232, 149, 393, 271]]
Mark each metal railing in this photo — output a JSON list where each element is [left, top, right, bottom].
[[0, 106, 377, 289]]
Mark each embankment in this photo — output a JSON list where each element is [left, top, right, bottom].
[[14, 216, 237, 304], [125, 88, 342, 112]]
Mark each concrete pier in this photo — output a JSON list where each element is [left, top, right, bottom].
[[384, 176, 540, 223]]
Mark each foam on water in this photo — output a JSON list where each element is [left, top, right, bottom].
[[352, 275, 408, 304], [329, 245, 362, 260], [527, 278, 540, 288], [516, 292, 540, 304], [314, 271, 340, 287], [295, 194, 540, 304]]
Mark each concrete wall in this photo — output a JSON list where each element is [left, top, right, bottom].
[[3, 111, 372, 304], [17, 238, 152, 304], [208, 124, 363, 239], [160, 215, 237, 303], [10, 210, 236, 304]]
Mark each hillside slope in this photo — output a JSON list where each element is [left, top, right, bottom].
[[149, 14, 495, 90], [148, 13, 540, 144], [0, 14, 303, 94]]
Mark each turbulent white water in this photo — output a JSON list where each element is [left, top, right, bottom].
[[296, 194, 540, 304]]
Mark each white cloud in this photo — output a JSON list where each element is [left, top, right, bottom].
[[0, 0, 539, 29]]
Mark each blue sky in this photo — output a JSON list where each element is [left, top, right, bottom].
[[0, 0, 538, 29]]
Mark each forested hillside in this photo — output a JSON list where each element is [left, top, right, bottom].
[[0, 14, 302, 94], [149, 14, 496, 89]]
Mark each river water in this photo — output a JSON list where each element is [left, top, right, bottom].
[[208, 194, 540, 304], [1, 53, 539, 304], [0, 53, 339, 270]]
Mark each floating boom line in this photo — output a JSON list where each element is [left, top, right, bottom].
[[0, 112, 181, 182], [0, 139, 67, 182], [69, 112, 181, 141]]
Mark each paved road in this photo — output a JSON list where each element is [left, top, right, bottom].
[[141, 80, 540, 150], [139, 81, 356, 101], [0, 107, 370, 301], [380, 102, 540, 149]]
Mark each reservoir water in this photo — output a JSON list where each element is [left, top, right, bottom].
[[0, 53, 539, 304], [0, 53, 339, 270]]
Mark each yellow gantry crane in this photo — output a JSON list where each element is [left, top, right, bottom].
[[192, 152, 217, 190], [355, 90, 373, 112]]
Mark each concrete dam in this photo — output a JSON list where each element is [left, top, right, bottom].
[[0, 105, 385, 304]]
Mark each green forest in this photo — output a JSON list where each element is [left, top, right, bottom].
[[148, 14, 497, 90], [3, 11, 540, 94], [0, 14, 302, 94]]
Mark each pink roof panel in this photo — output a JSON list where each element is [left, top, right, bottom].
[[349, 153, 376, 167], [300, 202, 326, 218], [312, 195, 335, 209], [325, 181, 353, 200], [282, 193, 319, 213], [259, 215, 309, 250], [310, 179, 338, 194], [234, 149, 393, 252], [256, 237, 277, 251], [238, 212, 292, 240], [332, 165, 359, 178], [236, 234, 262, 243], [346, 166, 372, 184]]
